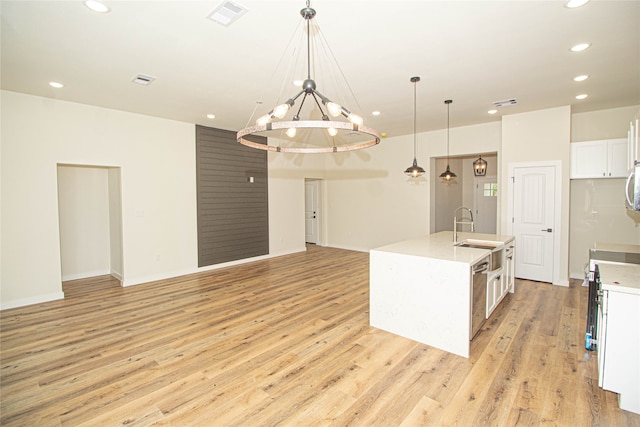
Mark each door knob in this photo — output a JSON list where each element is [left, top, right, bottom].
[[540, 228, 552, 232]]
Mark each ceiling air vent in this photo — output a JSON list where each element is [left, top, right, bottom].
[[493, 99, 517, 107], [207, 1, 248, 26], [132, 74, 156, 85]]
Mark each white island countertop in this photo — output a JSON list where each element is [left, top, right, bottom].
[[373, 231, 514, 264]]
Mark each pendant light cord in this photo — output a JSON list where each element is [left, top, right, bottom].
[[413, 80, 417, 157], [445, 99, 452, 162], [447, 101, 449, 161]]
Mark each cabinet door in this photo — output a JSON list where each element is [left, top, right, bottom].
[[629, 119, 637, 169], [601, 291, 640, 413], [571, 141, 607, 178], [608, 139, 629, 177], [486, 276, 496, 317]]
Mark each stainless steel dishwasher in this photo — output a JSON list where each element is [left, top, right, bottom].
[[471, 256, 490, 339]]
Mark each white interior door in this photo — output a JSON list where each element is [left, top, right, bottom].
[[512, 165, 555, 282], [473, 176, 497, 234], [305, 180, 320, 244]]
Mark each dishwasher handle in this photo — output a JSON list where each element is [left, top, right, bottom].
[[473, 261, 489, 274]]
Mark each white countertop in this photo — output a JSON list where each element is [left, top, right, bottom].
[[599, 263, 640, 296], [371, 231, 515, 266]]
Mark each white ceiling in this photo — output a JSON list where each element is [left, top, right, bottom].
[[1, 0, 639, 139]]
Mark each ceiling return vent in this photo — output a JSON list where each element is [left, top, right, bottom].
[[207, 1, 248, 26], [132, 74, 156, 85], [493, 98, 517, 107]]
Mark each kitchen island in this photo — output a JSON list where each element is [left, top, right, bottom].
[[369, 231, 515, 358]]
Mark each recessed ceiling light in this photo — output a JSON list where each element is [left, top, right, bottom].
[[576, 94, 588, 100], [207, 114, 216, 119], [571, 43, 591, 52], [565, 0, 589, 8], [573, 75, 589, 82], [49, 81, 64, 88], [372, 111, 381, 116], [488, 109, 498, 115], [84, 0, 110, 13]]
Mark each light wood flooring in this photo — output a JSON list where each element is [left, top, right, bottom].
[[1, 244, 639, 426]]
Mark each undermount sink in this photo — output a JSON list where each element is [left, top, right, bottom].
[[454, 239, 502, 249]]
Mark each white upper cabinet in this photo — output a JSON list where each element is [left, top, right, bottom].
[[571, 138, 628, 179], [629, 114, 639, 168]]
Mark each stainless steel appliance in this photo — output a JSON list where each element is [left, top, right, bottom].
[[625, 161, 640, 211], [471, 256, 489, 339], [585, 243, 640, 350]]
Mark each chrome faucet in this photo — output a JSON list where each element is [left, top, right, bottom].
[[453, 206, 474, 242]]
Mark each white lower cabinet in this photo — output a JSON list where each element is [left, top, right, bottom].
[[597, 288, 640, 414], [486, 272, 503, 318]]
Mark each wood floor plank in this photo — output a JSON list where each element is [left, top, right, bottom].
[[2, 246, 639, 426]]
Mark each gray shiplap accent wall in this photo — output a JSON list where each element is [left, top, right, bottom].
[[196, 125, 268, 267]]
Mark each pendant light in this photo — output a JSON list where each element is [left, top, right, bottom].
[[439, 99, 457, 181], [473, 155, 488, 176], [404, 76, 426, 177]]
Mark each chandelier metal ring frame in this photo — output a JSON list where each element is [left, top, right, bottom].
[[236, 1, 380, 153], [237, 121, 380, 153]]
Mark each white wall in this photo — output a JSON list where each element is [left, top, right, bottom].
[[108, 168, 123, 280], [323, 121, 502, 251], [57, 165, 111, 281], [433, 157, 463, 232], [501, 106, 572, 286], [5, 89, 633, 308], [572, 105, 640, 141], [266, 149, 326, 254], [0, 91, 198, 308], [569, 105, 640, 278]]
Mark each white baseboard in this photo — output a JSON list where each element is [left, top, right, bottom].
[[62, 269, 110, 282], [1, 291, 65, 311], [123, 248, 308, 287]]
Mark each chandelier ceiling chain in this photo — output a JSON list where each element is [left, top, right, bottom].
[[237, 1, 380, 153]]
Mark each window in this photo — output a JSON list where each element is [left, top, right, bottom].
[[483, 183, 498, 197]]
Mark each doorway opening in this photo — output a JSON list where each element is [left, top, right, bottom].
[[431, 153, 498, 233], [57, 164, 123, 296]]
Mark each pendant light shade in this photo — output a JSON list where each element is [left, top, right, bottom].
[[440, 99, 456, 181], [404, 76, 425, 177], [439, 164, 457, 180], [473, 156, 488, 176]]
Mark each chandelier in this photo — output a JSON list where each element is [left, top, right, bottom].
[[236, 1, 380, 153]]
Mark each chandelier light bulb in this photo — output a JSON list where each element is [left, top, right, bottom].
[[328, 127, 338, 137], [286, 127, 297, 138], [272, 103, 290, 119], [348, 113, 363, 126], [256, 114, 272, 126], [326, 102, 342, 117]]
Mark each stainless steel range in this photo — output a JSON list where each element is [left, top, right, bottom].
[[585, 242, 640, 350]]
